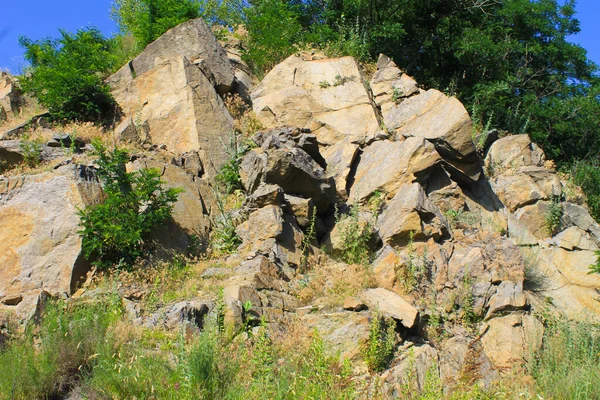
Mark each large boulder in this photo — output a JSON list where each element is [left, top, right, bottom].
[[349, 138, 441, 203], [377, 182, 449, 246], [240, 128, 335, 212], [0, 72, 22, 121], [371, 55, 480, 181], [128, 159, 214, 252], [107, 18, 235, 94], [0, 165, 103, 317], [359, 288, 419, 329], [251, 54, 381, 145], [108, 55, 234, 178]]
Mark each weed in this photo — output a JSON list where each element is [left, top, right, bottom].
[[319, 80, 331, 89], [216, 132, 252, 195], [545, 193, 563, 235], [589, 250, 600, 274], [531, 318, 600, 400], [392, 87, 404, 103], [362, 312, 397, 372], [445, 209, 480, 230], [334, 203, 375, 265], [19, 133, 43, 167], [300, 206, 318, 268], [333, 74, 354, 86]]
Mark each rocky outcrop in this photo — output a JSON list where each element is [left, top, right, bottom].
[[107, 19, 237, 179], [0, 72, 22, 121], [0, 165, 103, 318], [370, 55, 481, 182], [251, 54, 381, 146]]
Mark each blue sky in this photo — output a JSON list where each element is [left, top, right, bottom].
[[1, 0, 599, 73]]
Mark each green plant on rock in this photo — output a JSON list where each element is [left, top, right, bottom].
[[392, 87, 404, 104], [362, 312, 397, 372], [215, 132, 252, 195], [78, 141, 181, 269], [589, 251, 600, 275], [335, 203, 374, 265], [545, 193, 563, 236], [19, 134, 43, 167]]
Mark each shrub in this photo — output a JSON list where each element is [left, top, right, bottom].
[[19, 134, 43, 167], [111, 0, 201, 48], [243, 0, 302, 74], [335, 204, 375, 265], [19, 28, 118, 123], [570, 159, 600, 222], [78, 141, 181, 269], [362, 312, 397, 372], [0, 297, 122, 399], [545, 193, 563, 236]]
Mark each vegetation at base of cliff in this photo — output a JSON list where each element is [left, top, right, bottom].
[[0, 295, 356, 400], [18, 28, 119, 124], [78, 141, 181, 269]]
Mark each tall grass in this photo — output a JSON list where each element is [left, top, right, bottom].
[[0, 295, 122, 399], [531, 318, 600, 400]]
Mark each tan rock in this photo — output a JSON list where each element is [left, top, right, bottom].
[[491, 166, 562, 212], [236, 205, 285, 255], [349, 138, 441, 203], [251, 55, 380, 145], [377, 182, 449, 246], [343, 297, 367, 311], [109, 55, 234, 178], [301, 311, 371, 361], [481, 314, 543, 371], [0, 72, 22, 120], [321, 137, 360, 200], [107, 18, 234, 93], [370, 54, 420, 111], [129, 159, 213, 250], [360, 288, 418, 328], [0, 165, 103, 316], [485, 134, 546, 177]]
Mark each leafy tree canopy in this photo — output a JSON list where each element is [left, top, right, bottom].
[[19, 28, 118, 123]]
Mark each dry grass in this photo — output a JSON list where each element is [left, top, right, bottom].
[[293, 260, 375, 309], [0, 100, 46, 133], [223, 93, 264, 139]]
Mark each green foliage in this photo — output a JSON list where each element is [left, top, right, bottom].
[[243, 0, 303, 74], [335, 203, 375, 265], [0, 297, 122, 400], [570, 159, 600, 222], [78, 141, 180, 269], [392, 87, 403, 104], [545, 193, 563, 236], [111, 0, 201, 48], [215, 133, 251, 195], [590, 251, 600, 275], [531, 318, 600, 400], [300, 206, 317, 267], [18, 134, 43, 167], [19, 28, 118, 123], [362, 313, 397, 372]]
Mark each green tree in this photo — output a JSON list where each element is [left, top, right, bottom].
[[111, 0, 201, 48], [19, 28, 118, 123], [78, 142, 181, 269], [243, 0, 304, 74]]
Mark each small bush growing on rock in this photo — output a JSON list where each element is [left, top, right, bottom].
[[335, 204, 375, 265], [545, 193, 563, 236], [570, 159, 600, 222], [362, 312, 397, 372], [19, 134, 43, 167], [78, 141, 181, 269]]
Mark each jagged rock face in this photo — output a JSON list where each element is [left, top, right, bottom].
[[107, 18, 235, 94], [0, 72, 22, 121], [107, 19, 237, 179], [370, 55, 481, 182], [128, 159, 214, 251], [0, 165, 103, 318], [251, 54, 381, 145], [240, 127, 335, 212]]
